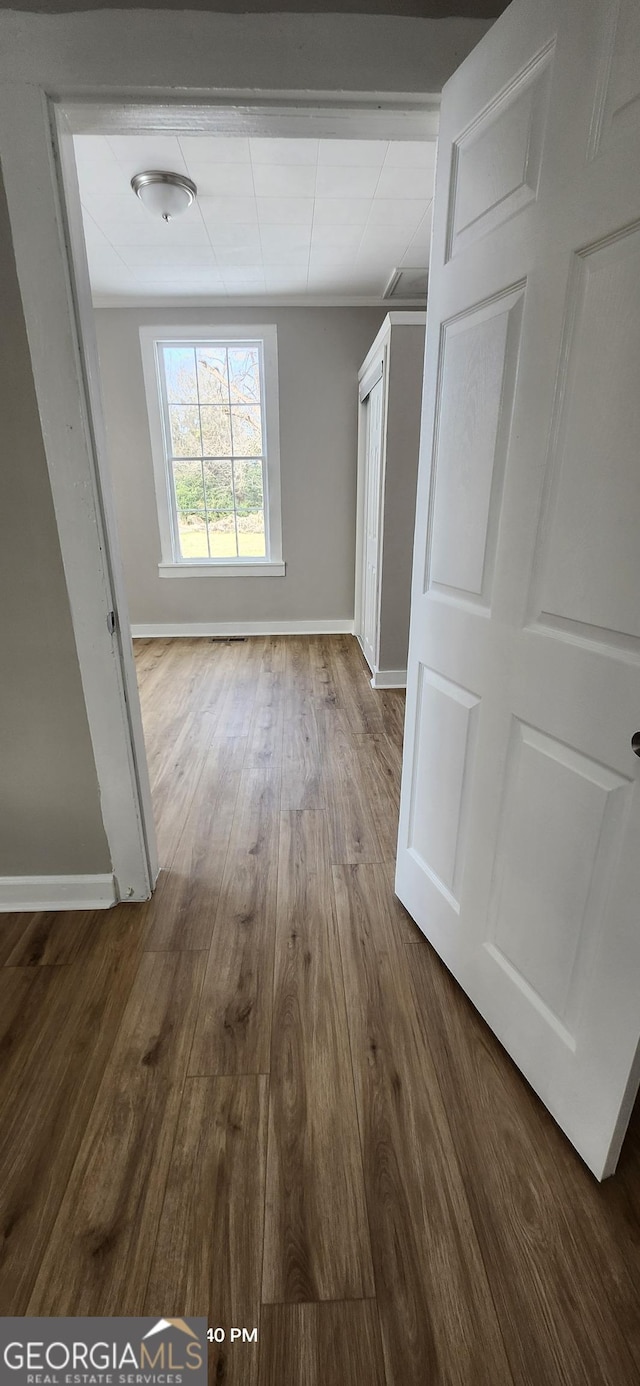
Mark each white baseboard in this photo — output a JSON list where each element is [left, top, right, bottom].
[[0, 874, 116, 912], [131, 619, 355, 638], [371, 668, 407, 689]]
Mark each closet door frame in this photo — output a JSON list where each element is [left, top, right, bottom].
[[355, 341, 388, 671]]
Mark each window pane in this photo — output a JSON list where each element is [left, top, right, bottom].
[[228, 346, 260, 404], [173, 456, 208, 560], [234, 458, 266, 556], [173, 460, 205, 522], [237, 514, 265, 557], [201, 405, 232, 457], [163, 346, 197, 403], [233, 458, 264, 515], [231, 404, 262, 457], [169, 405, 201, 457], [208, 512, 238, 558], [178, 515, 209, 559], [197, 347, 228, 404], [203, 459, 234, 515], [204, 460, 236, 557]]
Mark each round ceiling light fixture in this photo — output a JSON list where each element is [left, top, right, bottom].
[[131, 170, 198, 222]]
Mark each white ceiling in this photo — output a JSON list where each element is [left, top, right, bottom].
[[74, 133, 436, 303]]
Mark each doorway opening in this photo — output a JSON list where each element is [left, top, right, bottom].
[[52, 94, 439, 890]]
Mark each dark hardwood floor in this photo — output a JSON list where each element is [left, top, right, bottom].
[[1, 634, 639, 1383]]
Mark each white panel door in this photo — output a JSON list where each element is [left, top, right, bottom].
[[396, 0, 640, 1179], [361, 375, 384, 672]]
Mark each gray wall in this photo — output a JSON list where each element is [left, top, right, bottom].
[[95, 306, 386, 627], [0, 168, 109, 876], [0, 11, 494, 98]]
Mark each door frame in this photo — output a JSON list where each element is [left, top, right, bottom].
[[355, 310, 429, 680], [0, 53, 438, 899], [355, 344, 387, 670]]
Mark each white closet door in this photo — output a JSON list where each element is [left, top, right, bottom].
[[396, 0, 640, 1179], [361, 374, 384, 674]]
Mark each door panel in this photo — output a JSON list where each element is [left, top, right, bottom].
[[427, 285, 524, 606], [408, 666, 480, 908], [591, 0, 640, 155], [448, 39, 554, 261], [396, 0, 640, 1179], [487, 720, 631, 1028], [534, 228, 640, 643]]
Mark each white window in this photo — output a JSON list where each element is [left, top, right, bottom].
[[140, 324, 284, 577]]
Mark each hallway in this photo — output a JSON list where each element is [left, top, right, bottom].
[[0, 635, 639, 1384]]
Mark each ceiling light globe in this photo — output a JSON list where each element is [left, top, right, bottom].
[[131, 171, 197, 222]]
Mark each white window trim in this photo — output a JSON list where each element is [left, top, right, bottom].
[[139, 323, 284, 576]]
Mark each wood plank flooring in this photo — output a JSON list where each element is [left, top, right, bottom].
[[1, 634, 639, 1384]]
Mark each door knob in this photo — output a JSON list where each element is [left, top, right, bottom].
[[632, 732, 640, 757]]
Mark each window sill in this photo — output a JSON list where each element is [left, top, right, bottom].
[[158, 560, 286, 579]]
